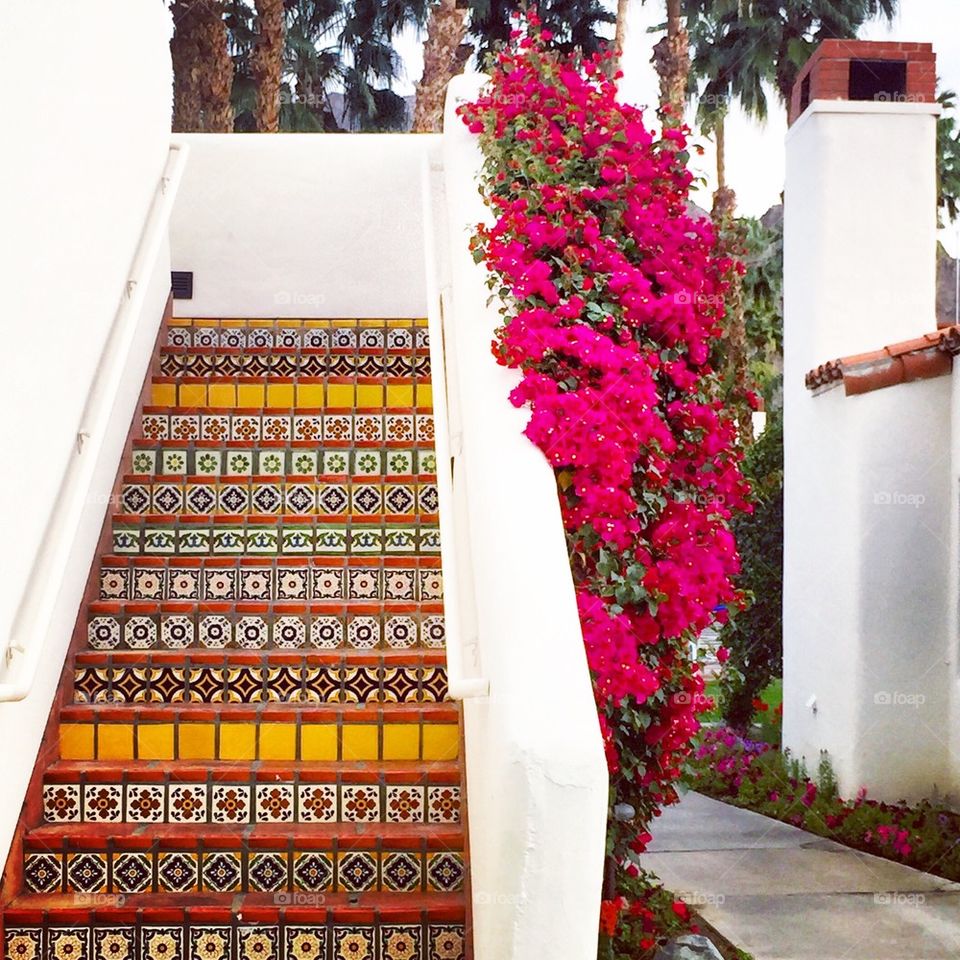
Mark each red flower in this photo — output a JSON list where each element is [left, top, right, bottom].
[[599, 897, 625, 936]]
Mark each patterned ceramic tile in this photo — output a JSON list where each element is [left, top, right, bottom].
[[85, 609, 445, 652]]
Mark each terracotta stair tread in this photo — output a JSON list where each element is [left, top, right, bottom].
[[87, 600, 444, 612], [121, 474, 436, 483], [44, 759, 462, 780], [96, 555, 442, 566], [111, 513, 437, 523], [140, 405, 426, 415], [4, 890, 465, 921], [73, 650, 447, 666], [24, 821, 464, 845], [132, 438, 432, 448]]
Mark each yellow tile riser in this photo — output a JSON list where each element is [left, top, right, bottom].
[[59, 722, 459, 762], [149, 382, 433, 410]]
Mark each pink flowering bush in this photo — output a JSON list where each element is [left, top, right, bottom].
[[692, 728, 960, 882], [459, 16, 751, 952]]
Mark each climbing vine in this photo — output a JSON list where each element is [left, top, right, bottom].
[[460, 16, 751, 953]]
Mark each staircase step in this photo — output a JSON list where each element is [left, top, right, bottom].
[[116, 475, 438, 518], [41, 760, 461, 826], [70, 651, 448, 705], [140, 406, 434, 445], [158, 349, 429, 380], [58, 703, 461, 763], [109, 515, 441, 557], [85, 600, 444, 652], [22, 821, 465, 896], [164, 316, 430, 350], [149, 378, 433, 411], [128, 440, 438, 478], [4, 898, 466, 960], [96, 555, 442, 603]]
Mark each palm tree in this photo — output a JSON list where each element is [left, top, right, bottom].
[[411, 0, 613, 132], [685, 0, 898, 440], [651, 0, 689, 125], [171, 0, 235, 132], [413, 0, 470, 132], [251, 0, 286, 131], [468, 0, 613, 65]]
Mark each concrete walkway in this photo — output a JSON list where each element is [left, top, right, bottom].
[[642, 791, 960, 960]]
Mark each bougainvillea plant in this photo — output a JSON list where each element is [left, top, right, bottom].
[[459, 14, 751, 955]]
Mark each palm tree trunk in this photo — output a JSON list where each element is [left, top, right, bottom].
[[170, 0, 203, 132], [711, 118, 751, 443], [651, 0, 689, 126], [252, 0, 285, 132], [199, 1, 235, 132], [611, 0, 629, 73], [413, 0, 469, 133], [715, 114, 726, 192]]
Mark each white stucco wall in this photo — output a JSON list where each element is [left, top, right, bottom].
[[0, 0, 174, 862], [439, 75, 608, 960], [170, 135, 437, 318], [783, 100, 953, 800]]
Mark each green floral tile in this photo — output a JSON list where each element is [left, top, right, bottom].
[[320, 451, 348, 474], [226, 450, 253, 476], [354, 451, 382, 475], [257, 451, 285, 475], [160, 449, 187, 475], [195, 451, 222, 475], [132, 450, 157, 474], [386, 450, 414, 475], [292, 450, 320, 474]]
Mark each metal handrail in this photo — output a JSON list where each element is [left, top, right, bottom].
[[420, 152, 489, 700], [0, 142, 190, 703]]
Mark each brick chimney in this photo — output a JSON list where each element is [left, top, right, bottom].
[[788, 39, 936, 126]]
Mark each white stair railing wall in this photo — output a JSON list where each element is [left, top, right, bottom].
[[426, 74, 609, 960]]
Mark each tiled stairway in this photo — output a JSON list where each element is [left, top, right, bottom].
[[1, 319, 468, 960]]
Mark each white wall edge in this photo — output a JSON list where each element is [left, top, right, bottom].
[[440, 73, 608, 960], [787, 97, 941, 141]]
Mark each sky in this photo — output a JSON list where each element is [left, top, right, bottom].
[[393, 0, 960, 253]]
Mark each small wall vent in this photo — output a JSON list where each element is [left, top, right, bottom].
[[171, 271, 193, 300]]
